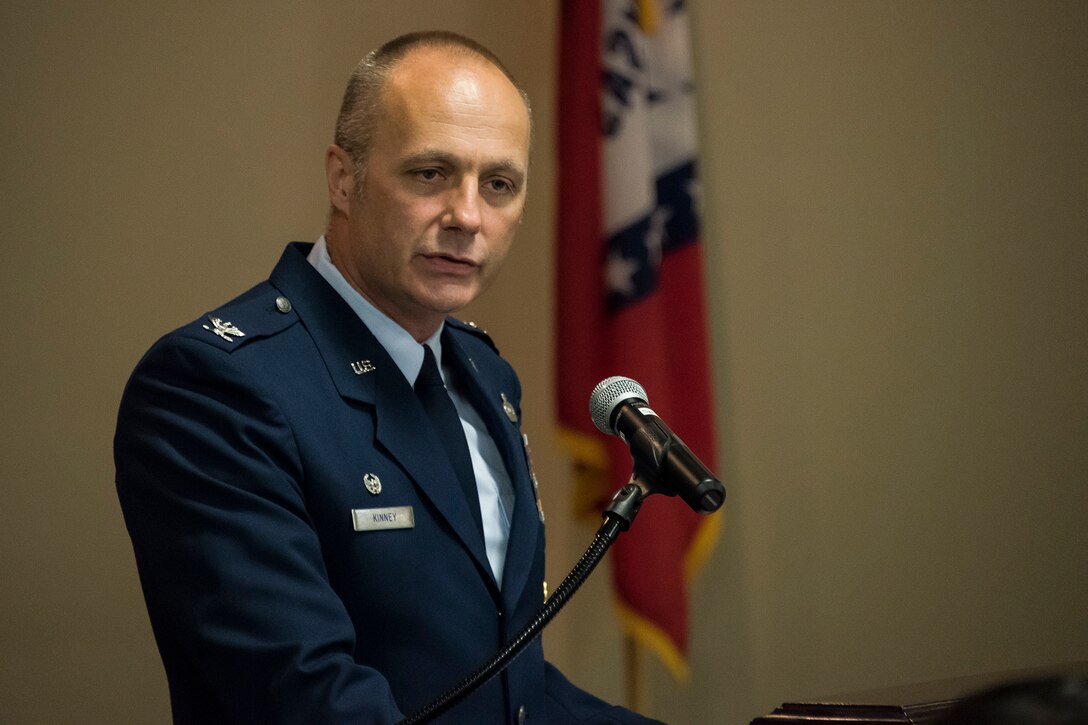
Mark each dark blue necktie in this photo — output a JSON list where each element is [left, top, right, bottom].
[[415, 344, 483, 534]]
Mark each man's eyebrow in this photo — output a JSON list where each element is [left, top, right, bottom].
[[400, 149, 526, 179], [485, 159, 527, 180], [400, 149, 458, 168]]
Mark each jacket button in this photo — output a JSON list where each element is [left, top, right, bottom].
[[516, 705, 527, 724], [274, 296, 292, 313]]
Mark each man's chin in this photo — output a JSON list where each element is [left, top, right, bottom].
[[418, 286, 479, 316]]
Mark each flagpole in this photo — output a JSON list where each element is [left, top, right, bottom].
[[625, 634, 644, 712]]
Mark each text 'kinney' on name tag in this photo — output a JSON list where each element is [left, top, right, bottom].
[[352, 506, 415, 532]]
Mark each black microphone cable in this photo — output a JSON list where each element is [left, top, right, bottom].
[[397, 509, 632, 725]]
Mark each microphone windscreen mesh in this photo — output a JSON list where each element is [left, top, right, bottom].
[[588, 376, 648, 434]]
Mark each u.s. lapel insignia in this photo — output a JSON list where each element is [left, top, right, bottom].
[[203, 316, 245, 343], [351, 359, 376, 375], [363, 473, 382, 495], [501, 392, 517, 423]]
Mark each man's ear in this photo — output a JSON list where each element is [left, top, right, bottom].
[[325, 144, 355, 215]]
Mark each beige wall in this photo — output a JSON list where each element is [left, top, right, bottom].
[[2, 1, 1085, 723]]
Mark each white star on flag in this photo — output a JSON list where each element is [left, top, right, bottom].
[[605, 250, 640, 297]]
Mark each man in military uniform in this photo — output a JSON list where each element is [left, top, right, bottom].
[[115, 31, 660, 725]]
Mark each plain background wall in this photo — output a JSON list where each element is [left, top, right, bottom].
[[1, 1, 1085, 723]]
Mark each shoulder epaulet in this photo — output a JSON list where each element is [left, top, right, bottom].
[[446, 317, 499, 354], [177, 282, 298, 352]]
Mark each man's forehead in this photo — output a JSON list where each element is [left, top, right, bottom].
[[385, 46, 526, 115], [374, 48, 530, 163], [387, 47, 491, 93]]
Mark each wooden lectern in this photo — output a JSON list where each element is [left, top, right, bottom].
[[751, 662, 1088, 724]]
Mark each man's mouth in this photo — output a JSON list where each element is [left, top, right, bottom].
[[419, 252, 478, 274]]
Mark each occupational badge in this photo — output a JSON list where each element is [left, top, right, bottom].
[[501, 392, 517, 423], [522, 434, 545, 524]]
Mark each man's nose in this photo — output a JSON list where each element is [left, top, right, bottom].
[[443, 178, 482, 235]]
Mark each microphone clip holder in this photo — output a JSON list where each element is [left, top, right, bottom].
[[601, 467, 659, 532]]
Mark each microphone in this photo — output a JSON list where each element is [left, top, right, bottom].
[[589, 376, 725, 514]]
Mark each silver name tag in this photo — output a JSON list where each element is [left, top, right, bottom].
[[352, 506, 415, 532]]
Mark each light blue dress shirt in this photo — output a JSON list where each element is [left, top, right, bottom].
[[307, 237, 514, 586]]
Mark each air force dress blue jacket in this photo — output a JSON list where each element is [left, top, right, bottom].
[[115, 243, 659, 724]]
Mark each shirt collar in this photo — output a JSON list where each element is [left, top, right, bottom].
[[307, 236, 444, 385]]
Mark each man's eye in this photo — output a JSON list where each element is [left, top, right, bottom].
[[415, 169, 442, 181], [487, 179, 513, 193]]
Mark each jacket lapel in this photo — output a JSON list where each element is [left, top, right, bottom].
[[443, 331, 540, 611], [269, 244, 493, 584]]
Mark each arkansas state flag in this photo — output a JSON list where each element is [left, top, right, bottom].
[[556, 0, 720, 680]]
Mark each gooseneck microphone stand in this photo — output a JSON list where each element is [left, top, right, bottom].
[[397, 475, 652, 725]]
